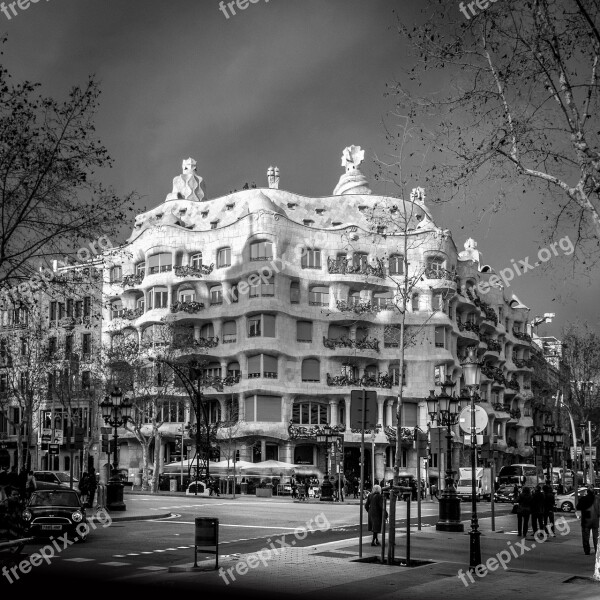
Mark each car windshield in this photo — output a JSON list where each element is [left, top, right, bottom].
[[30, 491, 80, 507], [55, 472, 78, 483], [498, 466, 520, 477]]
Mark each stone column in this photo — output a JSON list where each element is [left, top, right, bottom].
[[385, 400, 393, 428], [344, 397, 352, 430], [238, 392, 246, 421], [260, 440, 266, 462], [377, 396, 384, 427], [375, 447, 386, 482], [329, 399, 338, 426], [282, 443, 293, 464]]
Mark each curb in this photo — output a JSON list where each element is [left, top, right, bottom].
[[105, 511, 172, 522]]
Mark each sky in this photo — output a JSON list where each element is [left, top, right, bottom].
[[2, 0, 598, 338]]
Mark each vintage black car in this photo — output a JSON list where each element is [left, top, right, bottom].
[[22, 489, 88, 541], [494, 484, 516, 503]]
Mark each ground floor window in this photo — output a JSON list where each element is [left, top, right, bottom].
[[294, 445, 313, 465], [266, 444, 279, 461]]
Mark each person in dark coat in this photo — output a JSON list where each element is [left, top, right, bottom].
[[87, 467, 97, 508], [365, 484, 386, 546], [542, 480, 556, 537], [531, 484, 546, 534], [517, 486, 532, 537], [576, 485, 600, 555]]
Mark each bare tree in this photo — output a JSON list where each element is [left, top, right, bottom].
[[0, 39, 137, 289], [390, 0, 600, 260]]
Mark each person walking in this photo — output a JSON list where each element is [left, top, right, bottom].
[[531, 484, 546, 535], [79, 472, 89, 505], [365, 484, 386, 546], [353, 478, 359, 499], [542, 479, 556, 537], [87, 467, 97, 508], [517, 486, 532, 538], [576, 485, 600, 555], [25, 470, 36, 500]]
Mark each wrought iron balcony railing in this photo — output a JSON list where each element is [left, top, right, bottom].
[[327, 257, 385, 279]]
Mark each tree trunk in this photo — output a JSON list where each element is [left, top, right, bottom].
[[151, 431, 161, 494]]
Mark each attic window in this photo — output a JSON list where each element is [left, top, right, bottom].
[[211, 221, 219, 229], [156, 213, 163, 219], [287, 203, 297, 209], [377, 226, 386, 234], [303, 219, 314, 227], [226, 203, 235, 210], [332, 221, 342, 226], [315, 208, 325, 215], [201, 211, 209, 218], [179, 209, 187, 215], [358, 206, 367, 212]]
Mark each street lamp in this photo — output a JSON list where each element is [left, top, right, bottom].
[[461, 346, 482, 572], [100, 388, 133, 511], [427, 380, 469, 532], [316, 424, 339, 501]]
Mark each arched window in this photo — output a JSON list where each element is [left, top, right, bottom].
[[110, 266, 122, 283], [210, 285, 223, 305], [364, 364, 378, 378], [136, 296, 145, 312], [352, 252, 368, 270], [328, 324, 349, 340], [349, 290, 361, 306], [217, 247, 231, 268], [356, 327, 369, 341], [389, 255, 403, 275], [147, 286, 168, 309], [301, 359, 320, 382], [309, 286, 329, 307], [200, 323, 215, 340], [301, 249, 321, 269], [296, 321, 313, 343], [178, 288, 196, 303], [426, 256, 444, 278], [190, 253, 203, 269], [135, 262, 145, 276], [148, 253, 172, 274], [227, 361, 240, 378], [223, 321, 236, 343], [250, 241, 273, 261], [203, 362, 221, 379], [373, 291, 394, 309], [111, 300, 123, 319]]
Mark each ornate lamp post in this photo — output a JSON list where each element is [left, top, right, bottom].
[[427, 381, 469, 532], [461, 346, 482, 572], [100, 388, 133, 511], [316, 424, 339, 502]]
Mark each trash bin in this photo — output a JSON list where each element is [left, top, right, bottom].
[[170, 479, 178, 492]]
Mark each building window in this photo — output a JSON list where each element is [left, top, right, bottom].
[[20, 372, 28, 393], [329, 324, 349, 340], [296, 321, 312, 342], [433, 293, 445, 312], [411, 294, 419, 312], [292, 402, 328, 425], [301, 249, 321, 269], [348, 291, 361, 306], [0, 373, 7, 394], [82, 333, 91, 355], [136, 262, 145, 276], [48, 337, 57, 355], [373, 291, 394, 309], [58, 303, 65, 320], [82, 371, 91, 390], [210, 285, 223, 305], [290, 281, 300, 303], [111, 300, 123, 319], [309, 286, 329, 307], [426, 256, 444, 277], [136, 297, 145, 312], [223, 321, 236, 344], [147, 287, 168, 309], [74, 300, 83, 318], [301, 358, 320, 382], [389, 255, 403, 275], [227, 361, 241, 378], [178, 289, 195, 303], [66, 299, 73, 318], [110, 266, 122, 283], [148, 253, 172, 274], [434, 327, 445, 348], [352, 252, 368, 270], [384, 325, 400, 348], [248, 314, 276, 338], [250, 275, 274, 298], [247, 354, 278, 378], [217, 247, 231, 268], [83, 296, 91, 318], [64, 335, 73, 359], [190, 253, 203, 269], [434, 365, 446, 385], [245, 395, 281, 422], [390, 364, 406, 386], [250, 241, 273, 261], [200, 323, 215, 341], [20, 338, 27, 356]]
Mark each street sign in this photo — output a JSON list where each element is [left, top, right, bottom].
[[53, 431, 64, 445], [458, 405, 488, 435], [350, 390, 378, 429], [41, 428, 52, 443], [72, 427, 85, 450], [570, 446, 597, 460], [49, 443, 60, 455]]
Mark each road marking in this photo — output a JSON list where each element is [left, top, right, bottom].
[[138, 566, 168, 571], [62, 558, 94, 562], [99, 562, 130, 567], [140, 551, 154, 554], [127, 553, 141, 556], [151, 521, 299, 530]]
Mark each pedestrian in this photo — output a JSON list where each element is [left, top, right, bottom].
[[25, 470, 36, 500], [542, 479, 556, 537], [353, 478, 359, 499], [557, 482, 564, 495], [6, 466, 18, 488], [512, 483, 520, 501], [291, 479, 297, 499], [576, 485, 600, 555], [365, 484, 386, 546], [87, 467, 97, 508], [304, 478, 309, 499], [79, 472, 89, 504], [431, 482, 438, 500], [517, 486, 532, 538], [531, 484, 545, 535]]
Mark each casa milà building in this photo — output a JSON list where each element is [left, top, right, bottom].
[[101, 147, 540, 485]]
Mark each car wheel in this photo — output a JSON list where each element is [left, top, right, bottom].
[[561, 501, 573, 513]]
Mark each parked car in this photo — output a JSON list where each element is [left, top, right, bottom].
[[494, 484, 516, 503], [22, 489, 88, 541], [33, 471, 79, 490], [555, 487, 600, 512]]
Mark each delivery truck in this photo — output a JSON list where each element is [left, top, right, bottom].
[[456, 467, 493, 501]]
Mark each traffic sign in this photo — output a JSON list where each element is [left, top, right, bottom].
[[53, 431, 64, 445], [41, 428, 52, 443], [350, 390, 378, 429], [459, 405, 488, 435], [49, 443, 60, 455]]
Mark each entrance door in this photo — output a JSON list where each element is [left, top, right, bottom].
[[344, 447, 371, 482]]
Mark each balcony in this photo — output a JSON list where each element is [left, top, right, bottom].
[[481, 364, 507, 386], [465, 287, 481, 307], [479, 301, 498, 325], [174, 264, 214, 278], [481, 336, 502, 353], [327, 257, 385, 279], [122, 273, 145, 288], [170, 301, 205, 314], [120, 307, 144, 321], [193, 337, 219, 349], [509, 409, 521, 420], [336, 300, 380, 315], [326, 372, 393, 388], [457, 317, 480, 335], [512, 330, 532, 342], [323, 336, 380, 352], [423, 267, 459, 283], [506, 378, 520, 391]]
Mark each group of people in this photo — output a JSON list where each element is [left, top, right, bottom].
[[78, 468, 98, 507], [514, 481, 557, 538], [0, 467, 37, 500]]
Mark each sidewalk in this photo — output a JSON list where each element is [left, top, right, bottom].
[[130, 511, 600, 600]]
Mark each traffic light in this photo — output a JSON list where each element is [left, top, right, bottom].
[[101, 432, 109, 453]]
